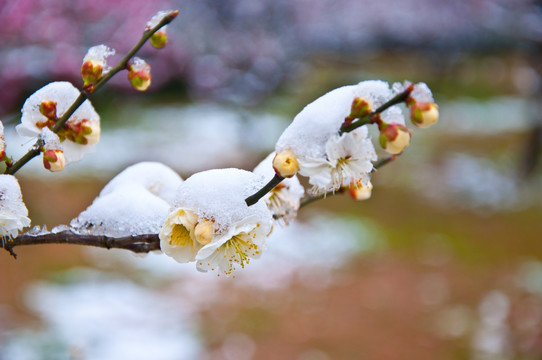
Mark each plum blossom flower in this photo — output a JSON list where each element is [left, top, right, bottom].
[[17, 82, 101, 164], [0, 175, 30, 241], [254, 152, 304, 226], [300, 129, 377, 194], [159, 168, 273, 275], [275, 81, 395, 194]]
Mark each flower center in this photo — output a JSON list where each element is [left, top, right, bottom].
[[223, 234, 260, 269], [169, 224, 191, 246]]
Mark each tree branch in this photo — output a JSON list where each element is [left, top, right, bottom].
[[2, 231, 160, 259]]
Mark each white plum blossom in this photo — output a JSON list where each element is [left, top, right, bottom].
[[70, 162, 183, 237], [17, 82, 101, 164], [159, 168, 273, 275], [0, 175, 31, 241], [253, 152, 304, 226], [276, 81, 392, 194]]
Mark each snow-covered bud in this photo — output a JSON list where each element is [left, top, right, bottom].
[[150, 29, 168, 49], [39, 101, 57, 121], [43, 149, 66, 172], [410, 102, 439, 128], [273, 150, 299, 178], [81, 60, 103, 86], [349, 180, 373, 201], [349, 97, 372, 119], [379, 123, 411, 155], [81, 45, 115, 87], [128, 57, 151, 91], [194, 219, 214, 245]]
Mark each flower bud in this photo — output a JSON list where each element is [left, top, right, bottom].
[[349, 97, 372, 118], [194, 220, 214, 245], [81, 45, 115, 89], [349, 180, 373, 201], [81, 60, 104, 86], [128, 58, 151, 91], [39, 101, 57, 121], [150, 29, 168, 49], [273, 150, 299, 178], [43, 149, 66, 172], [379, 123, 411, 155], [410, 102, 439, 128]]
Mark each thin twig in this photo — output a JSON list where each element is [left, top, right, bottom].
[[339, 86, 413, 134], [5, 10, 179, 175], [2, 230, 160, 258], [245, 173, 284, 206]]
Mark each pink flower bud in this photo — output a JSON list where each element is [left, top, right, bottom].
[[349, 97, 372, 118], [81, 45, 115, 89], [39, 101, 57, 121], [81, 60, 104, 86], [379, 123, 411, 155], [43, 149, 66, 172], [128, 58, 151, 91]]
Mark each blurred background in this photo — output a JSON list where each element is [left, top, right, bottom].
[[1, 0, 542, 359]]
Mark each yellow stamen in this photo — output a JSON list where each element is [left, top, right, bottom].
[[169, 224, 191, 246]]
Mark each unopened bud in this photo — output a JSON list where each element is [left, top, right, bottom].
[[43, 149, 66, 172], [379, 123, 411, 155], [128, 58, 151, 91], [39, 101, 57, 120], [273, 150, 299, 178], [81, 45, 115, 88], [194, 220, 214, 245], [81, 60, 104, 86], [150, 29, 168, 49], [410, 102, 439, 128], [349, 97, 372, 118], [349, 180, 373, 201]]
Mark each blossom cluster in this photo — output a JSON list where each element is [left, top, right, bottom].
[[0, 10, 439, 276]]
